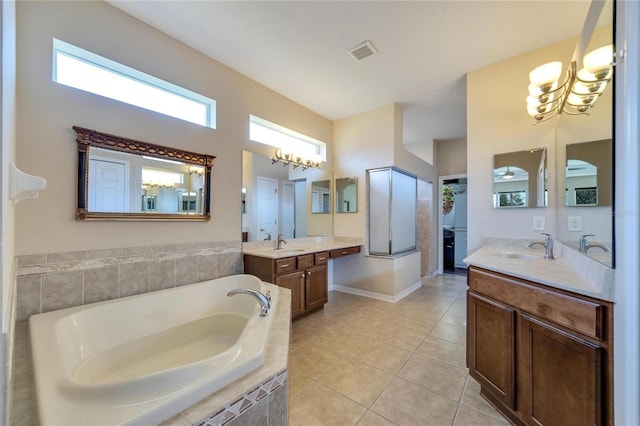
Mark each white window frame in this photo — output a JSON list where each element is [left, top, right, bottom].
[[249, 115, 326, 162], [52, 39, 216, 129]]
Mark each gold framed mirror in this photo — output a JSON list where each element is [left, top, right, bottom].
[[74, 126, 214, 221]]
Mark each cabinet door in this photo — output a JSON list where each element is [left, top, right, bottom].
[[467, 291, 517, 409], [276, 271, 305, 318], [521, 315, 602, 426], [305, 264, 327, 311]]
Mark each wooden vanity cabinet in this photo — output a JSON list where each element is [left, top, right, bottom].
[[244, 251, 331, 319], [467, 266, 613, 426]]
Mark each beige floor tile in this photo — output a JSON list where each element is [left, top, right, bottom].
[[321, 358, 393, 407], [356, 410, 398, 426], [289, 381, 367, 426], [313, 329, 367, 355], [289, 341, 343, 380], [416, 336, 467, 368], [429, 322, 467, 344], [289, 372, 315, 400], [453, 403, 509, 426], [370, 323, 429, 352], [350, 341, 413, 375], [439, 311, 467, 327], [396, 353, 467, 401], [461, 376, 507, 419], [371, 377, 458, 426]]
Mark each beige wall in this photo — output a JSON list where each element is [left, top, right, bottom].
[[332, 104, 395, 238], [436, 138, 467, 177], [467, 35, 575, 251], [467, 25, 613, 252], [15, 1, 332, 255], [332, 104, 435, 295]]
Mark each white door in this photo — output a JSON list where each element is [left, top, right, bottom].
[[282, 181, 295, 239], [294, 180, 307, 238], [88, 159, 128, 212], [257, 176, 278, 241]]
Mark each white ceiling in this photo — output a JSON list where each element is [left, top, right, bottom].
[[107, 0, 612, 146]]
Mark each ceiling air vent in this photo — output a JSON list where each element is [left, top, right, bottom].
[[348, 40, 378, 62]]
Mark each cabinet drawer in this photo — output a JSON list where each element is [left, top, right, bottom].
[[330, 246, 361, 258], [297, 254, 314, 269], [274, 257, 296, 274], [314, 251, 329, 265], [469, 267, 604, 339]]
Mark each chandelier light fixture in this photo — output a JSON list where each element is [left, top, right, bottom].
[[271, 148, 322, 170], [526, 44, 614, 123]]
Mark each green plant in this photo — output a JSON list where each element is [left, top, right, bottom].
[[443, 185, 455, 215]]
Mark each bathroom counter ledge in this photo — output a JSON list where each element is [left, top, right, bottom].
[[243, 241, 362, 259], [464, 246, 614, 302]]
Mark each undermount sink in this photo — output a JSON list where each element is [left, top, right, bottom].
[[500, 252, 540, 260], [273, 248, 306, 253]]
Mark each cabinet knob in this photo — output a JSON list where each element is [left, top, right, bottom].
[[307, 271, 311, 276], [301, 274, 305, 278]]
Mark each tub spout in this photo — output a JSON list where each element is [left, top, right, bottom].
[[227, 288, 271, 316]]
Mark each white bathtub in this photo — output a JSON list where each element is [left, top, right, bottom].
[[29, 274, 278, 425]]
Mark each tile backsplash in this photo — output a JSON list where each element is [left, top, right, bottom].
[[15, 241, 243, 321]]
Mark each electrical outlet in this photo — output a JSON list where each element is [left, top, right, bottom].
[[532, 216, 545, 231], [568, 216, 583, 232], [315, 236, 322, 243]]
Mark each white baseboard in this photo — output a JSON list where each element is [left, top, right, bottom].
[[332, 280, 422, 303]]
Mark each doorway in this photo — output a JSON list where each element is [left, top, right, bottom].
[[440, 175, 468, 276]]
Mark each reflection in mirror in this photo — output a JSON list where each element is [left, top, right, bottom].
[[493, 148, 547, 208], [565, 139, 611, 207], [242, 151, 333, 242], [74, 126, 213, 221], [555, 18, 613, 267], [311, 180, 331, 213], [336, 177, 358, 213]]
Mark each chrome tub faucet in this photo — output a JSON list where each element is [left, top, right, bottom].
[[227, 288, 272, 316]]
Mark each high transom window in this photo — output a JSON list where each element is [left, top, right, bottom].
[[53, 39, 216, 128], [249, 115, 326, 162]]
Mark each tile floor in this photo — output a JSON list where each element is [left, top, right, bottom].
[[288, 273, 510, 426]]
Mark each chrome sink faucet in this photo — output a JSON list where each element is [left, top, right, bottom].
[[260, 228, 272, 241], [527, 232, 555, 259], [579, 234, 611, 253], [276, 234, 287, 250], [227, 288, 271, 316], [579, 234, 595, 252]]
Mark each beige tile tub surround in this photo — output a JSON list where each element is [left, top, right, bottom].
[[15, 241, 243, 321], [289, 274, 509, 426], [11, 279, 291, 426]]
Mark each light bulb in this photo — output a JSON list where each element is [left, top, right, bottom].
[[572, 81, 593, 95], [583, 45, 613, 74], [568, 92, 597, 106], [529, 62, 562, 87]]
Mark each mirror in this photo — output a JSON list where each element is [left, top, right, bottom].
[[311, 180, 331, 213], [556, 21, 613, 267], [74, 126, 213, 221], [242, 151, 332, 242], [493, 148, 547, 208], [335, 177, 358, 213], [565, 139, 612, 207]]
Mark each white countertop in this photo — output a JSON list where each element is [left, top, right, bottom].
[[243, 237, 362, 259], [464, 241, 614, 302]]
